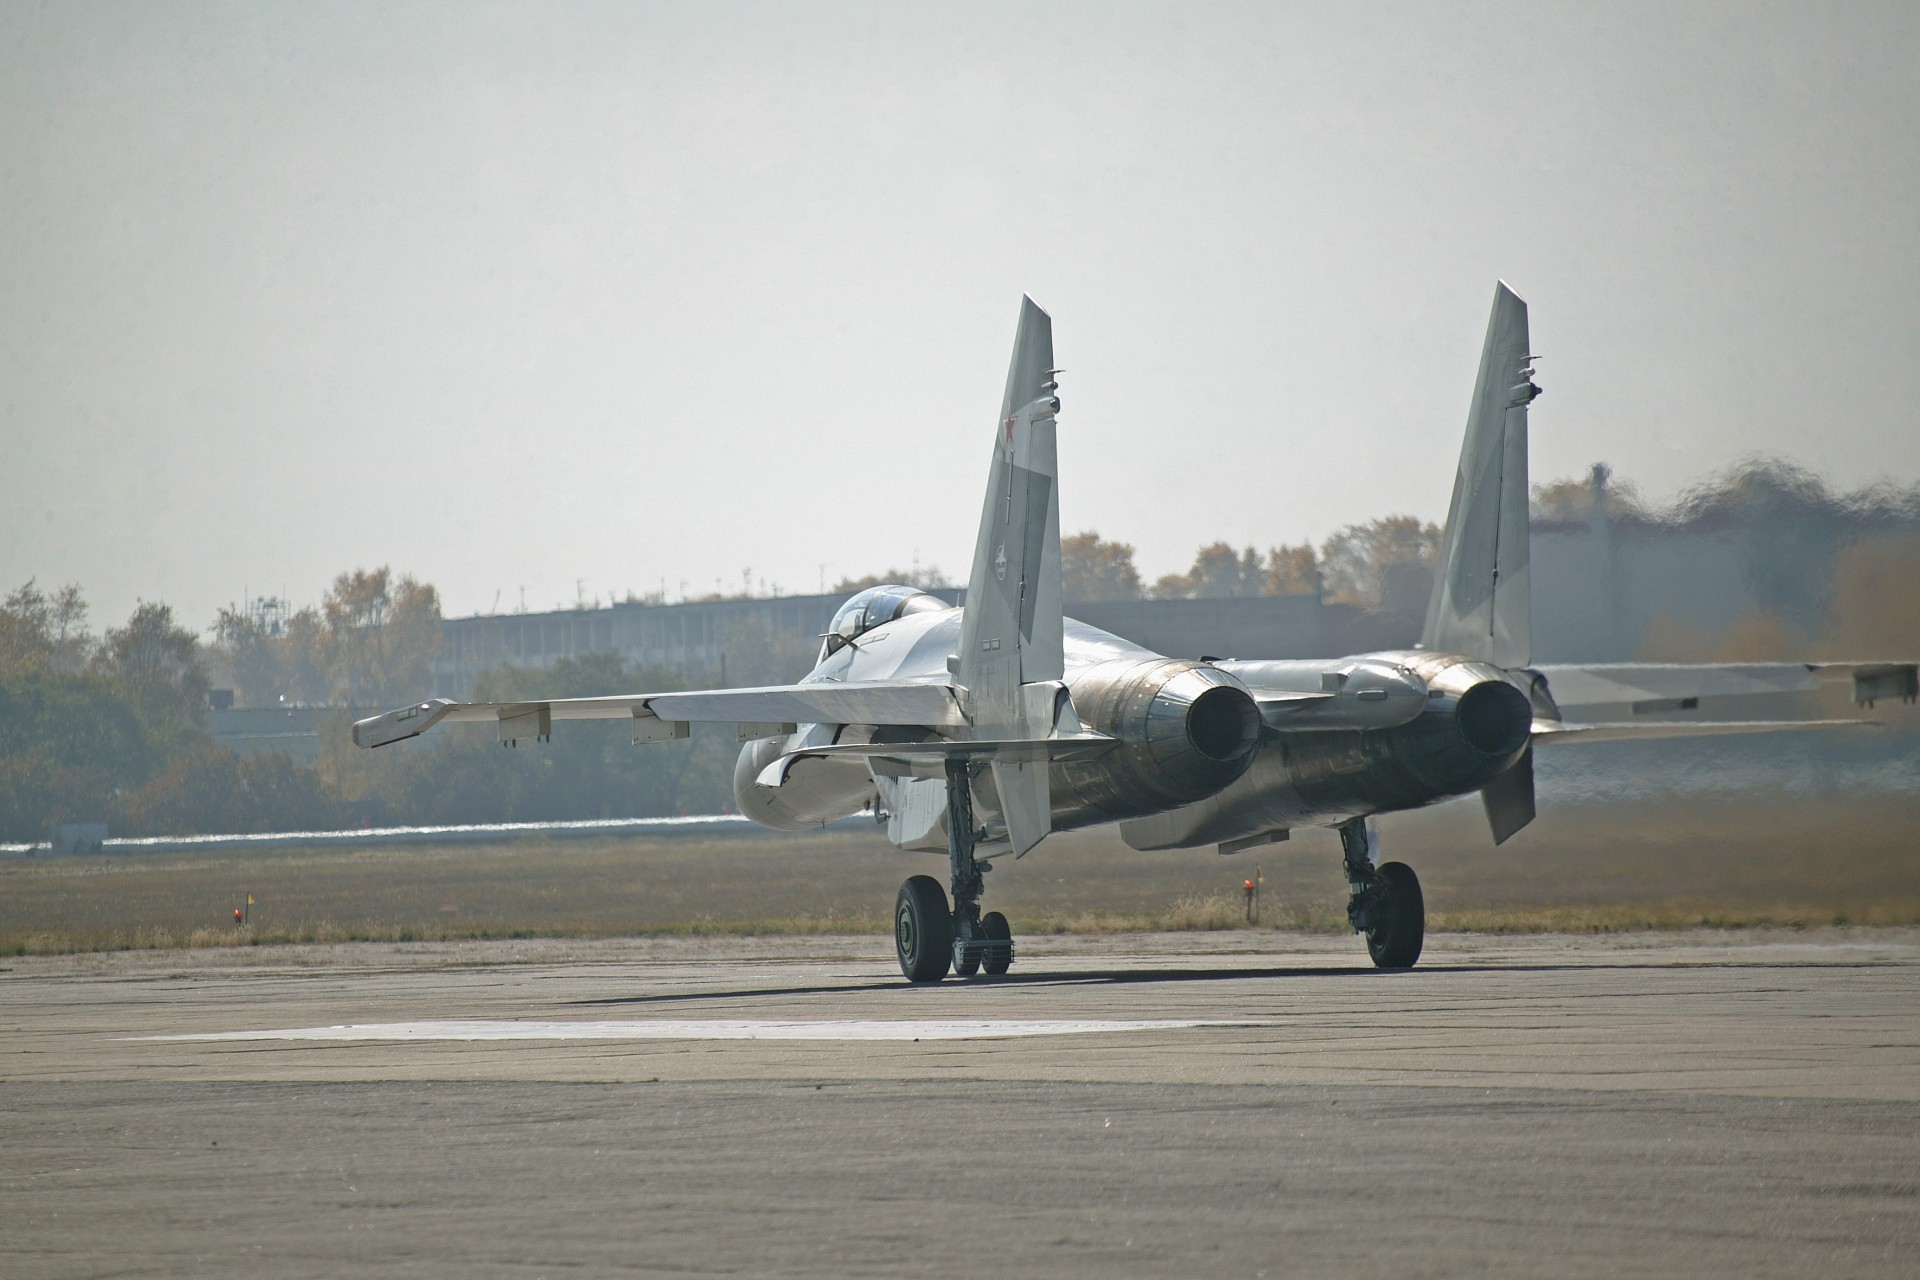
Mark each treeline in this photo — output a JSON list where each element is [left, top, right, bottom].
[[317, 641, 810, 830], [0, 571, 817, 842], [6, 457, 1914, 840], [0, 581, 335, 840], [210, 567, 441, 707], [1062, 516, 1440, 609], [1064, 458, 1920, 612]]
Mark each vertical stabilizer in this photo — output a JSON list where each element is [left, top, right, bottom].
[[959, 295, 1064, 728], [958, 295, 1064, 854], [1422, 282, 1539, 668]]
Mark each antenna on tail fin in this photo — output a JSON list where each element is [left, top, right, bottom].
[[1422, 281, 1539, 669]]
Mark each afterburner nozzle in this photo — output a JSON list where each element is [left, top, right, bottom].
[[1453, 680, 1532, 757]]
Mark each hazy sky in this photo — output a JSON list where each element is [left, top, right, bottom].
[[4, 1, 1916, 630]]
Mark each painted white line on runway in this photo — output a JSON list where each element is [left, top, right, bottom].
[[137, 1018, 1230, 1043]]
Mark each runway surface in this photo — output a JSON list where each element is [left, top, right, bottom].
[[4, 929, 1918, 1277]]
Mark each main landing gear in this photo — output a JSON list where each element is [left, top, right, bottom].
[[1338, 817, 1424, 969], [893, 759, 1016, 983]]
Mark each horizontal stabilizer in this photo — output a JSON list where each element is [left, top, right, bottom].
[[1481, 747, 1535, 844], [1536, 662, 1918, 709], [1530, 717, 1876, 746]]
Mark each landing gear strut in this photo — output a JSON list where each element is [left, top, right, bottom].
[[1338, 818, 1424, 969], [892, 758, 1015, 982]]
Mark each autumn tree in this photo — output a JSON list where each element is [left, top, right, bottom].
[[1153, 542, 1265, 599], [1060, 531, 1143, 602], [1532, 462, 1648, 525], [1263, 544, 1322, 596], [316, 568, 443, 705], [1318, 517, 1441, 610]]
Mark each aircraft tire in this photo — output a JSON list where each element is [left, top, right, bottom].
[[981, 911, 1012, 975], [1366, 862, 1425, 969], [895, 875, 953, 983], [954, 943, 981, 977]]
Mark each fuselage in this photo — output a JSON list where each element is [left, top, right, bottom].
[[734, 598, 1544, 851]]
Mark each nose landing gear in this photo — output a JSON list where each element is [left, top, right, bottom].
[[892, 758, 1016, 983], [1338, 817, 1425, 969]]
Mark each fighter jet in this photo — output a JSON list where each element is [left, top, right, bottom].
[[354, 288, 1917, 981]]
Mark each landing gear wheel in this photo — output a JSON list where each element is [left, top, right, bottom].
[[981, 911, 1013, 975], [895, 875, 953, 983], [1365, 861, 1425, 969]]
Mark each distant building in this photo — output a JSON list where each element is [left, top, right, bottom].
[[208, 706, 343, 763]]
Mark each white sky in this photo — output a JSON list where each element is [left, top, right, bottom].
[[4, 1, 1916, 629]]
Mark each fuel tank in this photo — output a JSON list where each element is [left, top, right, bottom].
[[1120, 652, 1533, 849], [732, 733, 877, 831]]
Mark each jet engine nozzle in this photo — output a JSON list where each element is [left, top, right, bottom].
[[1453, 679, 1532, 757], [1352, 661, 1534, 803], [1055, 659, 1262, 821], [1169, 678, 1264, 764]]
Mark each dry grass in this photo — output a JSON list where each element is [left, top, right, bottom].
[[3, 791, 1918, 955]]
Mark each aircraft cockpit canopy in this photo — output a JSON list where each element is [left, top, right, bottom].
[[821, 585, 950, 660]]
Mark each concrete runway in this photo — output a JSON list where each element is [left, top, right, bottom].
[[4, 930, 1917, 1278]]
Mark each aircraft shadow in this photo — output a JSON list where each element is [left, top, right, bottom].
[[565, 957, 1881, 1008]]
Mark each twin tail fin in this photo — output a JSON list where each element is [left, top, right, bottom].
[[1422, 281, 1539, 669]]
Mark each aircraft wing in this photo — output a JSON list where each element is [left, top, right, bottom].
[[1536, 662, 1917, 711], [768, 733, 1114, 772], [1530, 717, 1877, 746], [351, 680, 967, 749]]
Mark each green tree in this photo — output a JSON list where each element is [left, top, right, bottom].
[[115, 743, 341, 836], [210, 606, 283, 708], [0, 580, 91, 674], [0, 666, 155, 838], [0, 586, 235, 839], [97, 602, 209, 745], [342, 649, 753, 824]]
